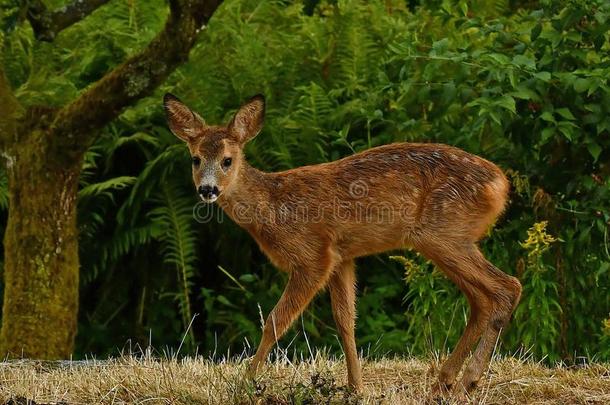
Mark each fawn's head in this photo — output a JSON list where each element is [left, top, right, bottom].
[[163, 94, 265, 202]]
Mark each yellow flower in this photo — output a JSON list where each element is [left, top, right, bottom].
[[603, 318, 610, 336], [520, 221, 557, 266], [390, 255, 421, 283]]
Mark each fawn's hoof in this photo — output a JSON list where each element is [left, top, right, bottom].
[[246, 361, 261, 379], [455, 377, 479, 399], [427, 379, 474, 404], [427, 380, 452, 404], [348, 381, 364, 394]]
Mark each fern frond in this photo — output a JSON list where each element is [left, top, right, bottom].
[[118, 143, 189, 226], [148, 181, 199, 348], [327, 1, 384, 96], [277, 82, 335, 165], [107, 131, 160, 156], [79, 176, 136, 200]]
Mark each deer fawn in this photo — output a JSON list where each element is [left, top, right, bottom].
[[163, 93, 522, 396]]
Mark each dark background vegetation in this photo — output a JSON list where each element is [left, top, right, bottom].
[[1, 0, 609, 362]]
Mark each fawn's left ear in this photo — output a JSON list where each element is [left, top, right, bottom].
[[163, 93, 205, 143], [229, 94, 265, 144]]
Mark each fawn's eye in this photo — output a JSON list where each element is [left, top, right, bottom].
[[192, 156, 201, 166], [222, 157, 232, 169]]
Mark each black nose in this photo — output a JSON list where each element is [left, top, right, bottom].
[[198, 185, 219, 198]]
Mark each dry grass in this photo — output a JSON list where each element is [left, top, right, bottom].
[[0, 352, 608, 404]]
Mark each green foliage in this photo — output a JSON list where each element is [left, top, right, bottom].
[[1, 0, 609, 362], [389, 254, 467, 356], [513, 221, 561, 360]]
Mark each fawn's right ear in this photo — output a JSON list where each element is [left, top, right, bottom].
[[163, 93, 205, 143]]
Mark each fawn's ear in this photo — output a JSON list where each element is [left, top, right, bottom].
[[229, 94, 265, 144], [163, 93, 205, 143]]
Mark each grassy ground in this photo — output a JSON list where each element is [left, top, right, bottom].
[[0, 353, 608, 404]]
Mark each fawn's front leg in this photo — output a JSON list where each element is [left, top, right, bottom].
[[248, 263, 333, 375]]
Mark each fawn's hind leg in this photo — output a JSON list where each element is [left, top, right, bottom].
[[423, 244, 521, 396], [421, 245, 492, 392], [248, 256, 335, 375], [436, 289, 491, 393], [457, 251, 521, 393], [328, 260, 362, 391]]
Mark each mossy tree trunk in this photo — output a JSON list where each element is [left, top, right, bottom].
[[0, 0, 222, 359], [1, 131, 80, 358]]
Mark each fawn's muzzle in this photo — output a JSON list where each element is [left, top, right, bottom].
[[198, 185, 220, 201]]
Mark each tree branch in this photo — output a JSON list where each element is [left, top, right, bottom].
[[50, 0, 223, 156], [27, 0, 112, 42]]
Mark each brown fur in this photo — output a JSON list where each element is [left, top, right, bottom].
[[164, 94, 522, 397]]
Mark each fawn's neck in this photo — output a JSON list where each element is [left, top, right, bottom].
[[217, 162, 275, 228]]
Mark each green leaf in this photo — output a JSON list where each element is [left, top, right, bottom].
[[597, 120, 610, 135], [534, 71, 551, 82], [217, 295, 233, 307], [512, 55, 536, 70], [488, 53, 511, 65], [432, 38, 449, 55], [587, 142, 602, 161], [531, 23, 542, 41], [557, 122, 575, 141], [510, 86, 539, 101], [573, 78, 591, 93], [556, 108, 575, 120], [508, 70, 517, 88], [239, 274, 257, 283], [540, 111, 555, 123], [541, 127, 555, 142], [496, 95, 516, 114], [458, 0, 468, 16], [488, 111, 502, 125], [557, 128, 572, 141], [587, 80, 600, 96]]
